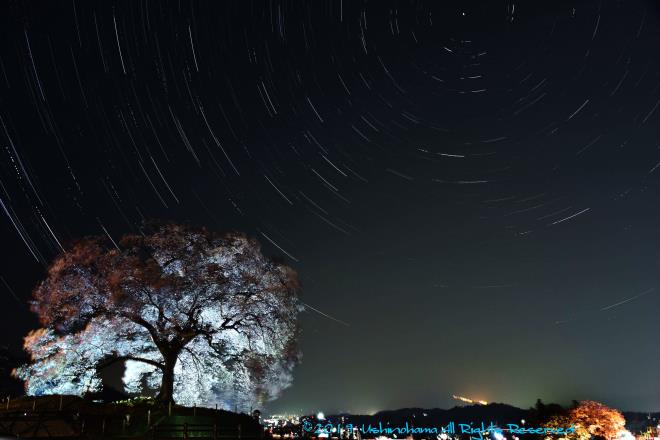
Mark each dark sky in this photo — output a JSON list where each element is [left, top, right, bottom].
[[1, 0, 660, 415]]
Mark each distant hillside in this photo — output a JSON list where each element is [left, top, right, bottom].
[[325, 403, 659, 434], [330, 403, 528, 428]]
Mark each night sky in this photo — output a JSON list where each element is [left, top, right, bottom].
[[1, 0, 660, 415]]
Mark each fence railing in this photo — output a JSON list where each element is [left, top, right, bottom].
[[0, 399, 265, 439], [151, 423, 262, 440], [0, 410, 83, 438]]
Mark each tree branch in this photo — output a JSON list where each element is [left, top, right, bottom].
[[97, 355, 164, 371]]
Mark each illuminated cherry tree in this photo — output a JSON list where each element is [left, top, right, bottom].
[[545, 401, 628, 440], [13, 223, 301, 409]]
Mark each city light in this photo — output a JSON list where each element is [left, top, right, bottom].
[[452, 395, 488, 405]]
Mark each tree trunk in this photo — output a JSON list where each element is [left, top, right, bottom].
[[157, 355, 177, 404]]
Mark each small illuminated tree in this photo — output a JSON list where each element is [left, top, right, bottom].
[[14, 223, 301, 409], [545, 401, 627, 440]]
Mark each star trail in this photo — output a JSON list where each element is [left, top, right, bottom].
[[1, 0, 659, 415]]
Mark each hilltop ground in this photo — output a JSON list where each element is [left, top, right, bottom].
[[0, 395, 263, 438]]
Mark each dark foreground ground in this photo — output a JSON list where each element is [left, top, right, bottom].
[[0, 395, 263, 439]]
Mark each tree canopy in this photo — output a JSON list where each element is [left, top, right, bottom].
[[14, 223, 301, 410], [545, 400, 628, 440]]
